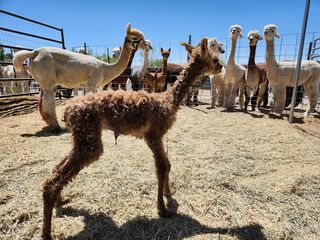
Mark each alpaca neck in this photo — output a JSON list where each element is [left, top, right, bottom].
[[227, 37, 238, 66], [167, 57, 203, 110], [140, 50, 149, 77], [102, 39, 134, 82], [248, 45, 257, 67], [162, 59, 168, 74], [265, 39, 277, 67]]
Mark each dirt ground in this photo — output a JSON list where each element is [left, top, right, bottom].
[[0, 96, 319, 240]]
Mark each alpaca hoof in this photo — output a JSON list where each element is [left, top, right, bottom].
[[158, 208, 174, 218], [41, 233, 52, 240], [55, 196, 72, 208], [164, 187, 176, 197], [50, 126, 62, 133]]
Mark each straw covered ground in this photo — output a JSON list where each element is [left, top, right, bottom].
[[0, 96, 319, 240]]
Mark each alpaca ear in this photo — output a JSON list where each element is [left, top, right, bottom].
[[275, 32, 281, 39], [126, 23, 132, 35], [239, 32, 243, 38], [160, 48, 164, 54], [200, 38, 208, 55], [168, 48, 171, 53], [180, 42, 194, 55]]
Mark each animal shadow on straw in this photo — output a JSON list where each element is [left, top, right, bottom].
[[20, 126, 69, 138], [56, 197, 267, 240]]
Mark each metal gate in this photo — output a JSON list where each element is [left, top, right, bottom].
[[0, 9, 65, 98]]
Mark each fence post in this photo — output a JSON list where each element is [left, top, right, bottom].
[[107, 48, 110, 63], [187, 34, 192, 61], [61, 28, 66, 49], [289, 0, 311, 123], [84, 42, 87, 54], [307, 41, 313, 60]]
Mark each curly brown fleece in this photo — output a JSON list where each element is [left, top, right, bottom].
[[41, 38, 223, 240]]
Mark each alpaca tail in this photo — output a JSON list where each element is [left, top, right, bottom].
[[13, 50, 35, 72]]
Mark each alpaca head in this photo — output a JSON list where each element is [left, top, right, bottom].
[[229, 25, 243, 39], [184, 38, 223, 75], [247, 30, 263, 46], [145, 40, 153, 53], [208, 38, 225, 56], [125, 23, 149, 51], [263, 24, 280, 41], [160, 48, 171, 61], [112, 47, 122, 58]]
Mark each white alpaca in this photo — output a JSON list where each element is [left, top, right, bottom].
[[244, 30, 269, 111], [0, 64, 30, 94], [223, 25, 246, 110], [112, 46, 122, 58], [207, 38, 226, 108], [264, 24, 320, 116], [180, 38, 225, 106], [13, 23, 149, 131]]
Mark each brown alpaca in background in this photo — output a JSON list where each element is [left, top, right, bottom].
[[143, 48, 171, 92], [41, 38, 222, 240]]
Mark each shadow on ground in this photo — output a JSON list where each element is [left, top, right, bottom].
[[56, 205, 266, 240], [20, 126, 69, 138]]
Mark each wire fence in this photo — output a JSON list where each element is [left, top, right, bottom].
[[0, 9, 66, 98]]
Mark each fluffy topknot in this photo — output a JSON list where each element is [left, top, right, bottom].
[[264, 24, 278, 30]]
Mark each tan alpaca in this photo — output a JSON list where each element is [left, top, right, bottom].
[[41, 38, 222, 240], [224, 25, 246, 110], [143, 48, 171, 92], [13, 24, 149, 131], [264, 24, 320, 116], [244, 30, 268, 111]]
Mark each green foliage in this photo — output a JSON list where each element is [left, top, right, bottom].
[[96, 54, 117, 63], [149, 58, 163, 67]]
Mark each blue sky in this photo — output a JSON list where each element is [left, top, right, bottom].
[[0, 0, 319, 64]]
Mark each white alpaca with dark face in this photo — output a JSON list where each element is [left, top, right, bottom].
[[264, 24, 320, 116], [223, 24, 246, 110]]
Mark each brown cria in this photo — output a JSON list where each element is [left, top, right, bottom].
[[244, 30, 269, 111], [41, 38, 222, 240], [143, 48, 171, 92]]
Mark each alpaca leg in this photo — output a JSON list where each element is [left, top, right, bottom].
[[223, 83, 231, 108], [263, 85, 269, 107], [272, 86, 286, 114], [40, 89, 60, 131], [186, 90, 192, 106], [244, 87, 250, 111], [251, 89, 258, 111], [145, 134, 173, 217], [304, 83, 318, 116], [238, 83, 245, 109], [257, 82, 268, 108], [217, 83, 224, 107], [227, 84, 238, 110], [193, 87, 199, 106], [42, 123, 103, 240], [211, 80, 217, 108]]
